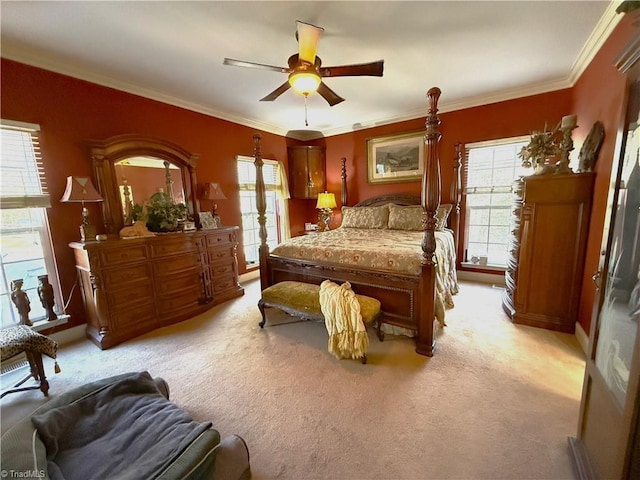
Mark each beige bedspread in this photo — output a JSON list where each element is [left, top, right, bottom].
[[271, 227, 459, 325]]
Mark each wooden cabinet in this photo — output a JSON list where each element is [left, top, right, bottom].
[[287, 146, 325, 199], [502, 173, 594, 332], [70, 227, 243, 349]]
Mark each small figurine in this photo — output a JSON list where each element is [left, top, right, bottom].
[[37, 274, 58, 321], [10, 279, 32, 326]]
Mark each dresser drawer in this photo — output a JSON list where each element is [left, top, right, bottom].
[[154, 254, 201, 277], [158, 289, 202, 313], [213, 275, 236, 293], [100, 244, 149, 266], [208, 246, 235, 262], [103, 263, 151, 289], [206, 231, 233, 247], [112, 302, 156, 330], [210, 261, 234, 277], [108, 282, 155, 312], [150, 237, 200, 258], [157, 271, 202, 296]]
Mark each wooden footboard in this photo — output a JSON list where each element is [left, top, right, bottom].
[[253, 87, 445, 357]]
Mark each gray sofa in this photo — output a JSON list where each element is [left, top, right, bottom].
[[0, 372, 251, 480]]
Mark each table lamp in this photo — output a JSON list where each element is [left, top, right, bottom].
[[316, 191, 337, 231], [200, 182, 227, 227], [60, 176, 104, 242]]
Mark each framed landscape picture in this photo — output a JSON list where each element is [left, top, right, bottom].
[[367, 131, 425, 184]]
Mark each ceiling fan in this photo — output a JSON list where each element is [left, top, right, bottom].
[[223, 21, 384, 107]]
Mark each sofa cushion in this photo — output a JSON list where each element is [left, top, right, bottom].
[[31, 371, 214, 480]]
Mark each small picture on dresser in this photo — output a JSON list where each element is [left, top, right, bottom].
[[199, 212, 219, 230]]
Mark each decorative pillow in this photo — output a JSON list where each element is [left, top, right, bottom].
[[341, 205, 389, 229], [388, 204, 423, 231], [435, 204, 453, 231]]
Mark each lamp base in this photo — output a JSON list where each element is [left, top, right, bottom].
[[80, 224, 97, 243], [319, 208, 332, 231]]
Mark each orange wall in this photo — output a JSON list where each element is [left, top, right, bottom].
[[321, 89, 573, 259], [0, 59, 301, 328], [1, 10, 637, 336], [571, 12, 638, 335]]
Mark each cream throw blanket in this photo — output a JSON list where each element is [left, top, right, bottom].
[[319, 280, 369, 360]]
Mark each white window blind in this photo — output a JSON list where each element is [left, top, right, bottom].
[[236, 156, 283, 267], [463, 137, 529, 267], [1, 120, 51, 209]]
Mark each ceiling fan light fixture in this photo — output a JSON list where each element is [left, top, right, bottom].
[[288, 71, 321, 96]]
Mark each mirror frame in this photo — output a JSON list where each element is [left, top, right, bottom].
[[88, 134, 200, 235]]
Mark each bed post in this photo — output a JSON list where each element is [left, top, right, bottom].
[[451, 143, 462, 253], [253, 133, 269, 290], [417, 87, 442, 357], [340, 157, 348, 207]]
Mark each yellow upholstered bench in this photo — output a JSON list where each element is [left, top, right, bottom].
[[258, 280, 384, 347]]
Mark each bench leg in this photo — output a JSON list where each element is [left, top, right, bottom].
[[258, 299, 267, 328], [25, 351, 49, 397]]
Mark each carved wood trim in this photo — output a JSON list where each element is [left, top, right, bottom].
[[87, 134, 200, 235]]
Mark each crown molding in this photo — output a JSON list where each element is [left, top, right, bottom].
[[1, 1, 622, 142], [567, 1, 622, 85], [1, 47, 290, 138]]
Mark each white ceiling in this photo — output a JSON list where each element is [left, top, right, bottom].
[[0, 1, 620, 140]]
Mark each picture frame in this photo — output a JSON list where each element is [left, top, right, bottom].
[[367, 131, 425, 184], [199, 211, 218, 230]]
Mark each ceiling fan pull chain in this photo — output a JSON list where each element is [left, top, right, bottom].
[[304, 94, 309, 126]]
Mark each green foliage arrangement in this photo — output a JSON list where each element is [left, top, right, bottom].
[[139, 192, 188, 233]]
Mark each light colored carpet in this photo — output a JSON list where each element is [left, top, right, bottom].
[[1, 279, 585, 480]]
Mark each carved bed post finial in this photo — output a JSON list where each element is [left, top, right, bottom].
[[421, 87, 442, 266], [340, 157, 348, 207], [451, 143, 463, 256], [253, 134, 269, 289]]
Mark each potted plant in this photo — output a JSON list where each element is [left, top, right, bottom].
[[518, 124, 561, 174], [135, 191, 188, 233]]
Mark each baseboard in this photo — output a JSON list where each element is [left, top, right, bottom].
[[457, 270, 505, 286], [568, 436, 595, 480], [49, 324, 85, 345], [239, 269, 260, 283], [575, 322, 589, 354]]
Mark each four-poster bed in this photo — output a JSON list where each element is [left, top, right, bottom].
[[253, 87, 458, 356]]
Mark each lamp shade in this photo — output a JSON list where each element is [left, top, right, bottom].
[[288, 72, 321, 96], [60, 176, 103, 203], [316, 191, 337, 210], [200, 182, 227, 201]]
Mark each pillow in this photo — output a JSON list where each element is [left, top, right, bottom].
[[388, 204, 423, 231], [386, 203, 453, 231], [341, 205, 389, 229], [435, 204, 453, 231]]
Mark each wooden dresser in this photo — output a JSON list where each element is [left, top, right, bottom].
[[70, 226, 243, 349], [502, 173, 594, 333]]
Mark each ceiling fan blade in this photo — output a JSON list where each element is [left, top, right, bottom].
[[260, 82, 291, 102], [223, 58, 289, 74], [296, 20, 323, 65], [319, 60, 384, 78], [317, 81, 345, 107]]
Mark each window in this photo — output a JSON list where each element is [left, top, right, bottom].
[[1, 120, 62, 328], [236, 156, 289, 267], [463, 137, 529, 268]]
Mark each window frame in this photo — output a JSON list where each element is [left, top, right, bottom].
[[1, 119, 64, 328], [461, 136, 529, 271], [236, 156, 287, 269]]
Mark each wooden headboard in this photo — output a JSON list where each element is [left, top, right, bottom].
[[354, 194, 420, 207]]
